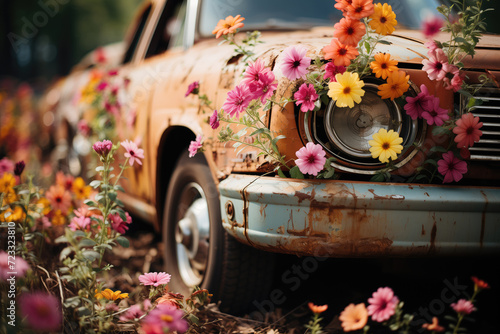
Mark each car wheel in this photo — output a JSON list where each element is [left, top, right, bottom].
[[163, 151, 275, 314]]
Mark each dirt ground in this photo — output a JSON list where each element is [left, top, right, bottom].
[[107, 220, 500, 334]]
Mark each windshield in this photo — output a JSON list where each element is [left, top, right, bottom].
[[199, 0, 443, 37]]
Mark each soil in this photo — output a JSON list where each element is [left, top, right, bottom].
[[107, 220, 500, 334]]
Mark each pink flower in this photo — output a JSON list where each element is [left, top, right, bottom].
[[453, 113, 483, 148], [249, 70, 277, 104], [78, 119, 91, 137], [96, 81, 108, 91], [422, 48, 452, 81], [141, 304, 188, 334], [19, 292, 61, 332], [0, 251, 30, 280], [210, 110, 219, 129], [0, 157, 14, 178], [421, 96, 449, 126], [451, 299, 476, 315], [120, 304, 144, 321], [241, 59, 269, 86], [294, 83, 319, 112], [121, 140, 145, 166], [109, 212, 132, 234], [185, 81, 199, 97], [295, 143, 326, 176], [139, 272, 172, 286], [45, 185, 72, 214], [422, 16, 444, 39], [222, 84, 253, 118], [281, 45, 311, 81], [188, 135, 203, 158], [443, 67, 464, 92], [424, 40, 439, 52], [93, 140, 113, 157], [323, 62, 346, 81], [367, 287, 399, 322], [68, 215, 91, 231], [404, 84, 433, 120], [438, 151, 468, 183]]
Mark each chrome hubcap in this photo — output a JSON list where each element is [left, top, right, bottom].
[[175, 183, 210, 287]]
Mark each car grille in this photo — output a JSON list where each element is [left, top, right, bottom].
[[466, 87, 500, 161]]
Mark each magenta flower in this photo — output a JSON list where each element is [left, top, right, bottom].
[[139, 272, 172, 286], [96, 81, 109, 91], [421, 96, 449, 126], [241, 58, 269, 86], [188, 135, 203, 158], [19, 292, 61, 332], [443, 67, 463, 92], [367, 287, 399, 322], [121, 140, 145, 166], [295, 143, 326, 176], [210, 110, 220, 129], [0, 157, 15, 177], [0, 251, 30, 280], [404, 84, 433, 120], [184, 81, 199, 97], [109, 212, 132, 234], [222, 84, 253, 118], [323, 62, 346, 81], [93, 140, 113, 157], [14, 160, 25, 177], [422, 16, 443, 39], [451, 299, 476, 315], [249, 72, 278, 104], [438, 151, 468, 183], [77, 119, 91, 137], [281, 45, 311, 81], [294, 83, 319, 113], [141, 304, 188, 334], [68, 215, 91, 231], [120, 304, 144, 321], [422, 48, 451, 81]]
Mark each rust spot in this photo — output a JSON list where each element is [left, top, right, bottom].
[[368, 189, 405, 200], [259, 204, 267, 220], [424, 192, 430, 197], [421, 224, 426, 236], [429, 221, 437, 253], [277, 226, 285, 234]]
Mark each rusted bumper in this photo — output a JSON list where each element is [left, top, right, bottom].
[[219, 175, 500, 257]]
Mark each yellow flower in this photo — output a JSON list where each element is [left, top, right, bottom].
[[0, 173, 17, 205], [377, 71, 410, 100], [368, 129, 403, 163], [51, 209, 66, 226], [36, 197, 52, 216], [95, 289, 129, 301], [369, 3, 397, 35], [72, 177, 92, 200], [370, 53, 398, 79], [328, 72, 365, 108]]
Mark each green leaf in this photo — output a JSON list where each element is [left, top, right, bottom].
[[77, 307, 92, 316], [82, 250, 100, 262], [89, 180, 101, 188], [424, 159, 438, 167], [55, 235, 68, 244], [429, 146, 447, 153], [115, 236, 130, 248], [59, 247, 72, 261], [84, 200, 98, 207], [78, 238, 97, 248], [370, 173, 385, 182], [277, 168, 287, 178], [378, 40, 392, 45], [95, 166, 105, 172], [108, 192, 117, 201], [290, 166, 304, 179]]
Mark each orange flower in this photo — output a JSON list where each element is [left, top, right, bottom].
[[339, 303, 368, 332], [370, 53, 398, 79], [45, 185, 72, 214], [308, 302, 328, 314], [333, 17, 366, 47], [472, 276, 490, 291], [212, 15, 245, 38], [72, 177, 92, 200], [51, 210, 66, 226], [334, 0, 352, 13], [369, 3, 397, 35], [95, 289, 128, 301], [422, 317, 445, 332], [157, 292, 183, 309], [346, 0, 375, 20], [377, 71, 410, 100], [322, 39, 359, 67]]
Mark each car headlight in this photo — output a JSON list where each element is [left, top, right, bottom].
[[302, 78, 426, 174]]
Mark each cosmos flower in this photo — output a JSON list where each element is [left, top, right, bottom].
[[422, 48, 452, 81], [139, 272, 172, 287], [421, 96, 449, 126], [333, 17, 366, 47], [188, 135, 203, 158], [209, 110, 220, 129], [404, 84, 434, 120], [367, 287, 399, 322], [20, 292, 61, 332], [368, 129, 403, 164], [140, 304, 188, 334], [121, 140, 145, 166], [422, 15, 444, 39], [45, 185, 72, 214], [322, 39, 359, 67], [453, 113, 483, 148], [328, 71, 365, 108], [294, 143, 327, 176], [280, 45, 311, 81], [451, 299, 476, 315], [222, 84, 253, 118], [323, 62, 346, 81]]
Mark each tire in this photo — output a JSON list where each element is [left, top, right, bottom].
[[163, 151, 275, 314]]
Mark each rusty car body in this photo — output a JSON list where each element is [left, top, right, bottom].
[[42, 0, 500, 312]]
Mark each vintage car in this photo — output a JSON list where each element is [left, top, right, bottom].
[[42, 0, 500, 313]]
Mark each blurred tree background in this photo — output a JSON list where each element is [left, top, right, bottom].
[[0, 0, 142, 88]]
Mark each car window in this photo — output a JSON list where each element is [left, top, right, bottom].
[[198, 0, 442, 37], [123, 4, 152, 64]]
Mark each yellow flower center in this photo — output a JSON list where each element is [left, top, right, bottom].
[[161, 315, 174, 322]]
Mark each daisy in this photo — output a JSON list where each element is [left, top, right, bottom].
[[421, 96, 449, 126], [294, 143, 327, 176], [322, 39, 359, 67], [45, 185, 72, 214], [139, 272, 172, 287], [339, 303, 368, 332], [404, 84, 433, 120], [333, 17, 366, 47], [323, 62, 346, 81], [370, 53, 398, 79], [422, 48, 451, 81], [212, 15, 245, 39], [367, 287, 399, 322], [222, 84, 253, 118], [20, 292, 61, 332], [294, 83, 319, 112], [452, 113, 483, 148], [368, 129, 403, 163], [377, 70, 410, 100], [422, 15, 444, 39], [369, 3, 397, 35], [345, 0, 375, 20], [280, 45, 311, 81], [72, 177, 92, 200], [451, 299, 476, 315], [121, 139, 145, 166], [328, 71, 365, 108], [188, 135, 203, 158], [437, 151, 467, 183]]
